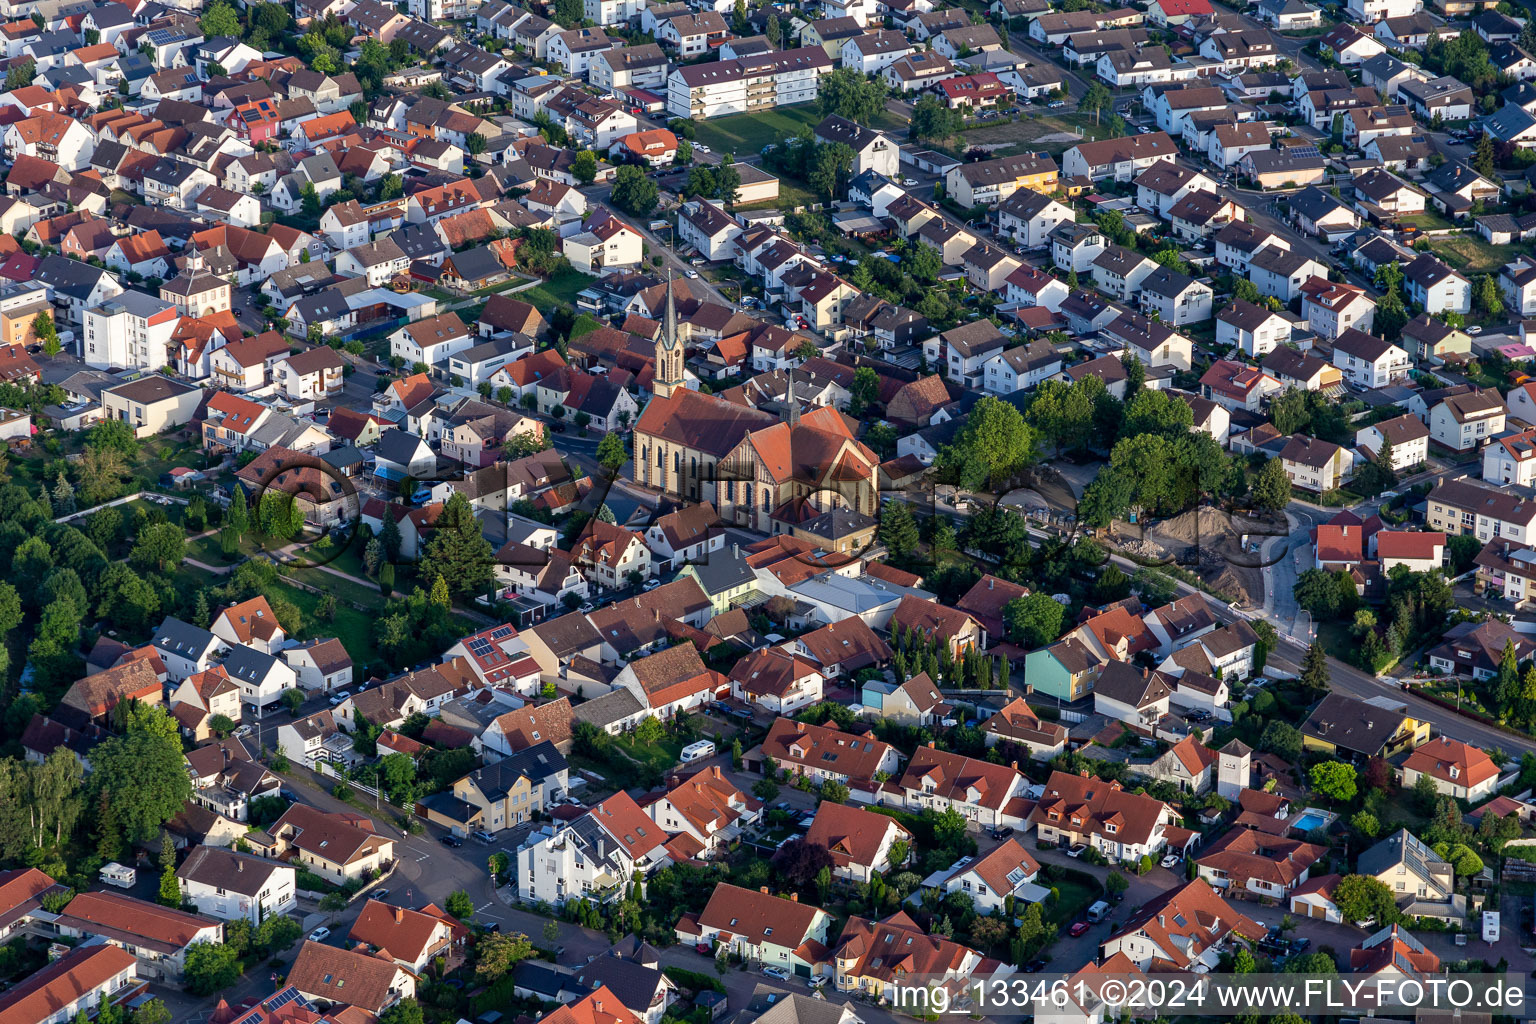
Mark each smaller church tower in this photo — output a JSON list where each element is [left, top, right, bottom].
[[1216, 738, 1252, 801], [652, 272, 685, 400]]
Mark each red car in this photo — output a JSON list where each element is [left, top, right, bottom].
[[1069, 922, 1091, 937], [696, 943, 713, 955]]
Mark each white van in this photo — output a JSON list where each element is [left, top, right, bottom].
[[679, 740, 715, 764]]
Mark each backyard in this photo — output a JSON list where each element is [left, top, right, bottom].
[[514, 267, 598, 310], [962, 111, 1120, 158], [1424, 232, 1526, 275]]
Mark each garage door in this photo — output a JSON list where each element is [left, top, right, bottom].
[[795, 964, 810, 978]]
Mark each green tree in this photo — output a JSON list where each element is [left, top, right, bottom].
[[475, 930, 535, 979], [911, 93, 963, 144], [418, 492, 494, 599], [200, 0, 240, 38], [634, 715, 665, 745], [300, 181, 321, 216], [610, 164, 659, 217], [90, 705, 192, 842], [936, 395, 1035, 490], [158, 836, 181, 907], [596, 431, 628, 474], [817, 67, 887, 124], [131, 522, 185, 574], [1332, 875, 1398, 925], [765, 11, 781, 47], [32, 310, 59, 357], [1472, 134, 1496, 179], [878, 499, 920, 557], [446, 888, 475, 920], [227, 485, 249, 536], [571, 150, 598, 186], [183, 942, 241, 996], [1309, 761, 1357, 803], [1252, 456, 1291, 512], [1299, 640, 1330, 693], [1004, 593, 1065, 648], [1080, 82, 1113, 120]]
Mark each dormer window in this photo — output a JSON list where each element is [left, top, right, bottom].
[[1106, 823, 1117, 834]]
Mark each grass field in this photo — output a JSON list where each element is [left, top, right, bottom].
[[693, 103, 907, 157], [694, 105, 828, 157], [966, 112, 1118, 157], [1425, 232, 1526, 274], [515, 267, 597, 310]]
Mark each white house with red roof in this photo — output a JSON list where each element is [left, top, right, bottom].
[[1373, 530, 1445, 573], [728, 647, 825, 715], [804, 801, 912, 882], [613, 643, 726, 721], [211, 596, 286, 654], [1147, 735, 1218, 794], [444, 623, 541, 692], [515, 791, 673, 905], [642, 765, 761, 860], [1102, 878, 1266, 969], [1147, 0, 1213, 25], [930, 838, 1044, 912], [680, 883, 835, 974], [1401, 736, 1499, 802], [898, 745, 1032, 829], [1030, 770, 1188, 862]]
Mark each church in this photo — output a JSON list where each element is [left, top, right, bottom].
[[632, 275, 881, 533]]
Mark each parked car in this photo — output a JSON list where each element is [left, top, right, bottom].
[[372, 888, 390, 900], [763, 966, 791, 981], [1023, 959, 1050, 973], [310, 927, 331, 942], [1067, 844, 1088, 858], [440, 834, 463, 848], [990, 826, 1014, 840], [696, 943, 713, 955], [328, 690, 350, 706], [1068, 921, 1091, 937], [903, 178, 918, 186], [1161, 854, 1180, 868]]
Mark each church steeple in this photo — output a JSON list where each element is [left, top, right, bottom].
[[654, 271, 684, 400]]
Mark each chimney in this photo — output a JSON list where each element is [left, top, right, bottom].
[[988, 578, 993, 590], [927, 741, 935, 748], [760, 886, 770, 894], [594, 1001, 603, 1015], [1079, 769, 1090, 778], [394, 906, 404, 922], [710, 765, 722, 779], [789, 893, 798, 902], [237, 859, 243, 872], [1010, 762, 1018, 771]]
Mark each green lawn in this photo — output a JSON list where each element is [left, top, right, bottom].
[[693, 104, 832, 158], [514, 268, 598, 310], [1044, 877, 1102, 927], [1398, 209, 1457, 232], [264, 577, 385, 668], [1425, 232, 1527, 274], [736, 178, 820, 213]]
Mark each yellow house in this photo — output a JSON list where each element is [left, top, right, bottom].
[[944, 153, 1059, 207], [1301, 693, 1428, 760]]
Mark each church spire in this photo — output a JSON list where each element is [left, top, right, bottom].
[[662, 270, 678, 352], [653, 271, 684, 400]]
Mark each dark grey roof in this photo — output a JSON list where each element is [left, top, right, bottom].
[[376, 427, 431, 465], [570, 955, 669, 1015], [153, 617, 221, 659], [36, 254, 113, 299], [222, 645, 282, 685], [1300, 692, 1408, 756], [466, 740, 568, 799]]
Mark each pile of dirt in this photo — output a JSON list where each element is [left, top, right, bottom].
[[1106, 507, 1268, 608]]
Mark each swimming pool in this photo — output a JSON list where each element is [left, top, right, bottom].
[[1292, 809, 1331, 832]]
